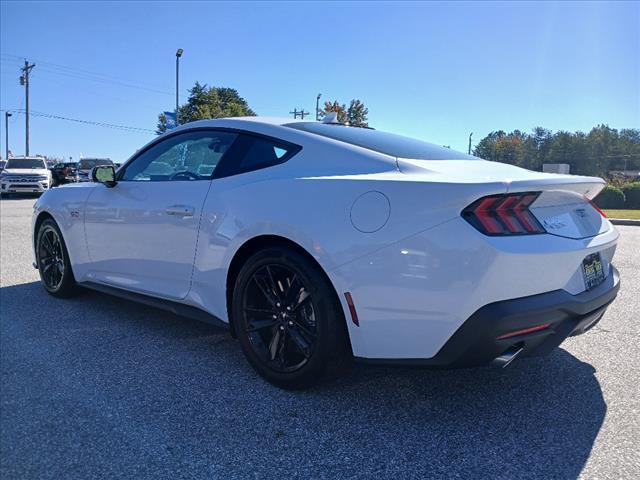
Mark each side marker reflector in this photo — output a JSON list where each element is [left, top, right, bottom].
[[344, 292, 359, 327]]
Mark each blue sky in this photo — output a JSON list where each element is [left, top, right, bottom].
[[1, 0, 638, 161]]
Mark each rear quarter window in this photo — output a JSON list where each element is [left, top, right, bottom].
[[213, 133, 301, 178]]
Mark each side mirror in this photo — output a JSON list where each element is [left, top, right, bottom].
[[91, 165, 117, 187]]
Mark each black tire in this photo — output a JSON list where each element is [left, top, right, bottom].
[[35, 218, 79, 297], [232, 247, 351, 389]]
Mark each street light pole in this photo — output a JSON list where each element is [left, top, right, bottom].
[[5, 112, 12, 160], [468, 132, 473, 155], [175, 49, 183, 126], [316, 93, 322, 121]]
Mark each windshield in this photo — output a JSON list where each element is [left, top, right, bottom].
[[5, 158, 47, 169], [286, 123, 478, 161], [78, 159, 113, 169]]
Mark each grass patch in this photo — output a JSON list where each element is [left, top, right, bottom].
[[603, 209, 640, 220]]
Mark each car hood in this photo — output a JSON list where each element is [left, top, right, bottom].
[[2, 168, 49, 175]]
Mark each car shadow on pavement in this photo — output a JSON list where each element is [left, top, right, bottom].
[[1, 281, 605, 479]]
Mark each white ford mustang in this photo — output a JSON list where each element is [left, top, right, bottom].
[[32, 116, 620, 388]]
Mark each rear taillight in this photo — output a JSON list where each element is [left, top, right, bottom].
[[462, 192, 545, 236], [588, 198, 606, 217]]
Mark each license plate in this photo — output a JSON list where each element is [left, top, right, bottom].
[[582, 253, 605, 290]]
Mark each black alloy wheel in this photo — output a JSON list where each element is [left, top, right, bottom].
[[233, 248, 351, 389], [38, 227, 65, 290], [36, 219, 79, 297], [242, 263, 318, 373]]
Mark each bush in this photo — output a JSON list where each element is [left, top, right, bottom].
[[622, 182, 640, 209], [594, 185, 625, 209]]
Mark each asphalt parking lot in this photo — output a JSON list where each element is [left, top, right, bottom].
[[1, 197, 639, 480]]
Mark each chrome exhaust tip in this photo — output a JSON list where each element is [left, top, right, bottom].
[[492, 345, 524, 369]]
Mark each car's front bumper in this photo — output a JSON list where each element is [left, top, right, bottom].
[[356, 265, 620, 368], [1, 181, 50, 193]]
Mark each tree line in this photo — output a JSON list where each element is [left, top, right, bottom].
[[473, 126, 640, 177], [156, 82, 370, 133]]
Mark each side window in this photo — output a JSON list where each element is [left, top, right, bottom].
[[214, 134, 300, 178], [120, 130, 238, 182]]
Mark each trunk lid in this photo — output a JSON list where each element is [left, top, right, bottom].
[[397, 158, 609, 239]]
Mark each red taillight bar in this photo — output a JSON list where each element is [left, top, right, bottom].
[[462, 192, 545, 236], [496, 323, 551, 340]]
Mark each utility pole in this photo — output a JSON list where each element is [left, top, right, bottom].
[[468, 132, 473, 155], [175, 49, 183, 126], [315, 93, 322, 121], [20, 60, 36, 156], [289, 109, 310, 120], [4, 112, 12, 160]]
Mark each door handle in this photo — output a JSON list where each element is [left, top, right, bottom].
[[165, 205, 195, 217]]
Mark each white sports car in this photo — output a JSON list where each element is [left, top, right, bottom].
[[32, 116, 620, 389]]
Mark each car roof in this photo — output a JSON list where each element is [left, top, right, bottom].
[[171, 116, 307, 130]]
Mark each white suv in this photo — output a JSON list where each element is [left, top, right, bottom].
[[0, 157, 52, 197]]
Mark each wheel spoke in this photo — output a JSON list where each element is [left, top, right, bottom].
[[253, 272, 279, 307], [266, 266, 285, 302], [288, 327, 311, 358], [292, 318, 316, 339], [277, 328, 287, 366], [47, 263, 58, 286], [283, 274, 298, 303], [244, 306, 277, 316], [292, 290, 311, 312], [268, 328, 282, 361], [42, 233, 54, 255], [247, 318, 279, 332]]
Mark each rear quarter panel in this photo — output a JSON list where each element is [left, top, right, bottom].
[[187, 150, 510, 327]]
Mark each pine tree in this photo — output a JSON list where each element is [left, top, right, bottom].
[[347, 99, 369, 127], [156, 82, 255, 134]]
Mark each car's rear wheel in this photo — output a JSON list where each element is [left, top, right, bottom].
[[232, 247, 351, 389], [36, 219, 79, 297]]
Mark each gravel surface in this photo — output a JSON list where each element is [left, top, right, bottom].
[[1, 197, 639, 479]]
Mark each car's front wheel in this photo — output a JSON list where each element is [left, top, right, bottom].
[[36, 218, 79, 297], [232, 247, 351, 389]]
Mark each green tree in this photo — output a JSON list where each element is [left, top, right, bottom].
[[321, 98, 370, 126], [156, 82, 255, 134], [474, 125, 640, 177], [347, 99, 369, 127]]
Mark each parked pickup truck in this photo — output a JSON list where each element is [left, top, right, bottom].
[[50, 162, 78, 187]]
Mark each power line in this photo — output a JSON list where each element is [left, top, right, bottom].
[[1, 109, 154, 134], [1, 52, 175, 95]]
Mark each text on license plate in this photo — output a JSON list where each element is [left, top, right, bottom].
[[582, 252, 605, 290]]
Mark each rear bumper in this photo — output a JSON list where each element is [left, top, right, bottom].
[[356, 265, 619, 368]]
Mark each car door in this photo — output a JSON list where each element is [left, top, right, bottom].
[[83, 129, 238, 300]]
